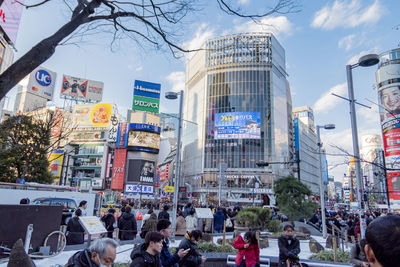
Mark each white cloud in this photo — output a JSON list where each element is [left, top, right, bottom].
[[234, 16, 294, 38], [165, 71, 185, 93], [313, 83, 347, 113], [338, 34, 355, 51], [346, 46, 380, 65], [357, 104, 380, 126], [311, 0, 385, 30], [135, 66, 143, 72], [182, 23, 215, 53], [238, 0, 250, 5]]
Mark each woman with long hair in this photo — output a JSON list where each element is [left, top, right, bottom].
[[233, 231, 260, 267]]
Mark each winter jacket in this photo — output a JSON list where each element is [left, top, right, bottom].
[[158, 210, 170, 221], [213, 210, 225, 232], [130, 243, 162, 267], [118, 212, 138, 240], [141, 213, 158, 233], [278, 234, 300, 264], [66, 217, 85, 245], [160, 239, 180, 267], [101, 213, 115, 238], [176, 216, 187, 236], [350, 243, 368, 267], [177, 233, 203, 267], [233, 234, 260, 267], [66, 249, 106, 267], [185, 215, 197, 232]]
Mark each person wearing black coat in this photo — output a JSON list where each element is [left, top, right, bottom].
[[101, 209, 116, 238], [158, 205, 170, 221], [66, 209, 85, 245], [177, 230, 206, 267], [118, 206, 137, 240], [130, 232, 163, 267], [278, 225, 300, 267]]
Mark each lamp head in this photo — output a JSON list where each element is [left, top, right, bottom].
[[165, 92, 178, 100], [358, 54, 379, 67], [324, 124, 335, 130]]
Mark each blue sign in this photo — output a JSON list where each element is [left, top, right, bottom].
[[129, 123, 161, 133], [134, 80, 161, 99], [294, 118, 300, 161], [35, 69, 52, 86], [214, 112, 261, 139]]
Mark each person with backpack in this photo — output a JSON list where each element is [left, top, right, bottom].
[[140, 209, 158, 239], [101, 208, 116, 238], [233, 231, 260, 267], [158, 205, 170, 221], [185, 209, 197, 233], [278, 225, 300, 267], [118, 206, 138, 240]]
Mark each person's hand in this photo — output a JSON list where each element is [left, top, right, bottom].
[[201, 256, 207, 263], [244, 244, 249, 248], [177, 248, 189, 258], [363, 262, 370, 267]]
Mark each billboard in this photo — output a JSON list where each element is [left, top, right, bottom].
[[108, 114, 119, 143], [214, 112, 261, 139], [129, 123, 161, 133], [125, 184, 154, 194], [49, 150, 64, 178], [128, 131, 160, 150], [111, 148, 127, 190], [116, 122, 129, 148], [159, 164, 169, 182], [50, 109, 63, 138], [73, 103, 113, 127], [387, 172, 400, 200], [61, 75, 104, 101], [26, 67, 57, 100], [0, 0, 24, 44], [134, 80, 161, 99], [132, 95, 160, 113], [126, 160, 155, 185]]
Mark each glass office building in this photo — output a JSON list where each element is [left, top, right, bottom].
[[182, 33, 293, 205]]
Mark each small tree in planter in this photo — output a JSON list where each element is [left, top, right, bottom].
[[236, 207, 271, 229]]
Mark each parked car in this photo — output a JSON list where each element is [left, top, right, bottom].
[[33, 197, 77, 225]]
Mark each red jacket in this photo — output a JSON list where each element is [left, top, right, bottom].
[[233, 234, 260, 267]]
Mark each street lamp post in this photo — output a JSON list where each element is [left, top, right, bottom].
[[165, 90, 184, 240], [316, 124, 335, 238], [346, 54, 379, 239]]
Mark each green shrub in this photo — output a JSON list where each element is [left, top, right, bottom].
[[236, 211, 258, 227], [198, 241, 235, 253], [267, 220, 282, 233], [258, 208, 271, 228], [114, 264, 130, 267], [309, 250, 350, 263]]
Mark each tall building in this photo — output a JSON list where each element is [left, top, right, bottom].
[[182, 33, 293, 205], [293, 106, 320, 194], [375, 48, 400, 202]]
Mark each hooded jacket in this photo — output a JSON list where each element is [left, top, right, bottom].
[[233, 233, 260, 267], [66, 249, 101, 267], [177, 233, 202, 267], [118, 212, 137, 240], [130, 243, 162, 267]]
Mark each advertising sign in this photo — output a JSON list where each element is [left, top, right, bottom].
[[132, 95, 160, 113], [294, 117, 300, 161], [128, 131, 160, 150], [387, 172, 400, 200], [116, 122, 129, 148], [49, 150, 64, 178], [0, 0, 24, 44], [111, 148, 127, 190], [129, 123, 161, 133], [126, 160, 155, 185], [61, 75, 104, 101], [164, 186, 174, 193], [125, 184, 154, 194], [108, 114, 119, 143], [214, 112, 261, 139], [79, 216, 107, 235], [26, 67, 56, 100], [73, 103, 113, 127], [159, 164, 169, 182], [134, 80, 161, 99], [51, 109, 63, 138]]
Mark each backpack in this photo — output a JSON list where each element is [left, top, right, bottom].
[[226, 218, 233, 228]]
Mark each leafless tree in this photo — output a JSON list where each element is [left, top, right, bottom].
[[0, 0, 299, 100]]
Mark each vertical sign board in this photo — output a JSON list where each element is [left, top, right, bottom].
[[376, 58, 400, 200], [0, 0, 24, 45], [111, 148, 127, 190], [27, 67, 57, 100], [49, 150, 64, 178], [294, 117, 300, 162], [132, 80, 161, 113]]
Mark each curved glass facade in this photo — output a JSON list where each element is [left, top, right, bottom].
[[183, 33, 292, 204]]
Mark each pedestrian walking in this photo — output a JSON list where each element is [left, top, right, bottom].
[[278, 225, 300, 267], [66, 209, 85, 245], [118, 206, 138, 240], [178, 230, 206, 267], [130, 232, 163, 267], [185, 209, 197, 233], [158, 204, 170, 221], [183, 203, 193, 218], [101, 208, 116, 238], [176, 211, 187, 236], [213, 208, 225, 233], [140, 209, 158, 238], [233, 231, 260, 267], [158, 219, 189, 267], [66, 238, 118, 267]]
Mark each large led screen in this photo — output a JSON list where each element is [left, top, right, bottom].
[[214, 112, 261, 139], [128, 131, 160, 149]]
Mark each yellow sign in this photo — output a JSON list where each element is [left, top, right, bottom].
[[164, 186, 174, 193], [49, 150, 64, 178], [349, 157, 355, 168], [73, 103, 113, 127]]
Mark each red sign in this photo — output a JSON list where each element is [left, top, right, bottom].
[[159, 164, 169, 182], [51, 109, 63, 138], [111, 148, 127, 190], [387, 172, 400, 200]]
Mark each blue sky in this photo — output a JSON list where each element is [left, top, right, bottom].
[[4, 0, 400, 181]]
